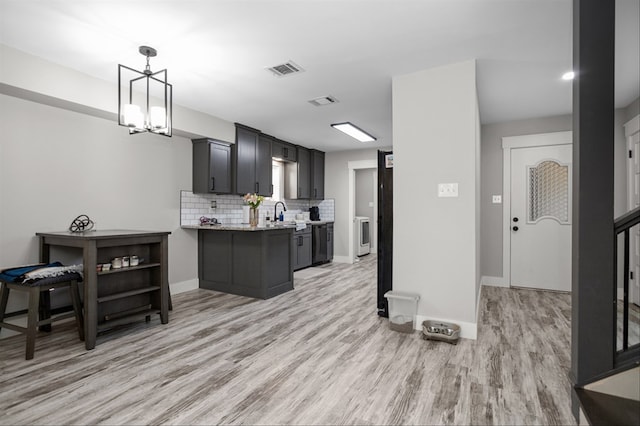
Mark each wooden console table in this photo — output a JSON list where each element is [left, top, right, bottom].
[[36, 230, 170, 350]]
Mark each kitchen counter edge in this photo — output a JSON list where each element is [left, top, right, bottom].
[[182, 220, 333, 231]]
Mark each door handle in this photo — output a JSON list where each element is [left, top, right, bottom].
[[513, 217, 519, 222], [211, 177, 215, 191], [512, 226, 519, 231]]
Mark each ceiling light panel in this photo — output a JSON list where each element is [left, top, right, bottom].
[[331, 122, 376, 143]]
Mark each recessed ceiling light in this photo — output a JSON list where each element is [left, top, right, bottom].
[[561, 71, 575, 80], [331, 122, 376, 142]]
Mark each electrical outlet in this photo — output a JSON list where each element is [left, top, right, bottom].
[[492, 195, 502, 204], [438, 183, 458, 197], [210, 200, 217, 209]]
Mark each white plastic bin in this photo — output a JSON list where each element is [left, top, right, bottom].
[[383, 291, 420, 333]]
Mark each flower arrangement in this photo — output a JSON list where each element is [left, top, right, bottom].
[[243, 193, 264, 209]]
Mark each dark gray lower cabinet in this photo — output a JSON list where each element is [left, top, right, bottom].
[[198, 229, 293, 299], [292, 228, 312, 271], [327, 223, 334, 261]]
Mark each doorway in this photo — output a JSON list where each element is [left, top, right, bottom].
[[348, 160, 377, 263], [502, 131, 573, 290]]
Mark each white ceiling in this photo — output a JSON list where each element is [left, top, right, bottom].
[[1, 0, 638, 152]]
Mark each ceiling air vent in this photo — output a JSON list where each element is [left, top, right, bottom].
[[266, 61, 305, 77], [308, 95, 339, 107]]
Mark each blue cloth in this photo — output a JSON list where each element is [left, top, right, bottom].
[[0, 262, 63, 283]]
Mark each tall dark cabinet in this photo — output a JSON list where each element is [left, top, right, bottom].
[[310, 149, 325, 199], [377, 151, 393, 317], [285, 146, 311, 199], [233, 124, 272, 197], [191, 138, 231, 194], [256, 133, 273, 196]]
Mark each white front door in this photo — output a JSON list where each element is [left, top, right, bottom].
[[510, 144, 572, 291]]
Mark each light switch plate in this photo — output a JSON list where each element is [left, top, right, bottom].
[[492, 195, 502, 204], [438, 183, 459, 197]]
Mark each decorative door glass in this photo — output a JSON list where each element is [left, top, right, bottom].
[[528, 160, 569, 223]]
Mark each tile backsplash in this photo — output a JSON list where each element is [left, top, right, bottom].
[[180, 191, 335, 226]]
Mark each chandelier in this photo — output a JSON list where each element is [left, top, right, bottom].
[[118, 46, 172, 137]]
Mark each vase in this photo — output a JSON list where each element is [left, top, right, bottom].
[[249, 207, 259, 227]]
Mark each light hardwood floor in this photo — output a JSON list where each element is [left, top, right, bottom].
[[0, 255, 575, 425]]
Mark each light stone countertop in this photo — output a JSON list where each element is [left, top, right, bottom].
[[182, 220, 333, 231]]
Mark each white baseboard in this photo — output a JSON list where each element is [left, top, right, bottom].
[[481, 275, 508, 288], [170, 278, 199, 295], [332, 256, 353, 264], [415, 315, 477, 340]]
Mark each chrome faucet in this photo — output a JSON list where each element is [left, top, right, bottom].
[[274, 201, 287, 221]]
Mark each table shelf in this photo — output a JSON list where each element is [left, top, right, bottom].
[[98, 263, 161, 275], [97, 286, 160, 303]]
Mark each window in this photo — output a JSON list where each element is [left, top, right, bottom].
[[271, 160, 284, 201]]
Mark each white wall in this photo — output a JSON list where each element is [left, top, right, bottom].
[[392, 60, 480, 338]]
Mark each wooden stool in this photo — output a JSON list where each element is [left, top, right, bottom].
[[0, 273, 84, 360]]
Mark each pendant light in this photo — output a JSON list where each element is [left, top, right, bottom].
[[118, 46, 172, 137]]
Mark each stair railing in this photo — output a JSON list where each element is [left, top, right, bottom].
[[613, 205, 640, 367]]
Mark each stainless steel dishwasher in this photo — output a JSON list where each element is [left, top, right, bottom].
[[312, 224, 328, 265]]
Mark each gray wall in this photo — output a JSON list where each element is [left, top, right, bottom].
[[480, 114, 572, 278], [325, 148, 381, 260], [0, 94, 206, 311], [480, 98, 638, 279]]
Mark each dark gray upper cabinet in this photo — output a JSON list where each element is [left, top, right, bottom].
[[191, 138, 231, 194], [285, 146, 311, 199], [310, 149, 325, 200], [272, 139, 297, 162], [298, 146, 311, 199], [256, 134, 273, 197], [233, 124, 272, 197]]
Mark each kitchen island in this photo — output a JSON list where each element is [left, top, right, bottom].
[[188, 224, 294, 299]]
